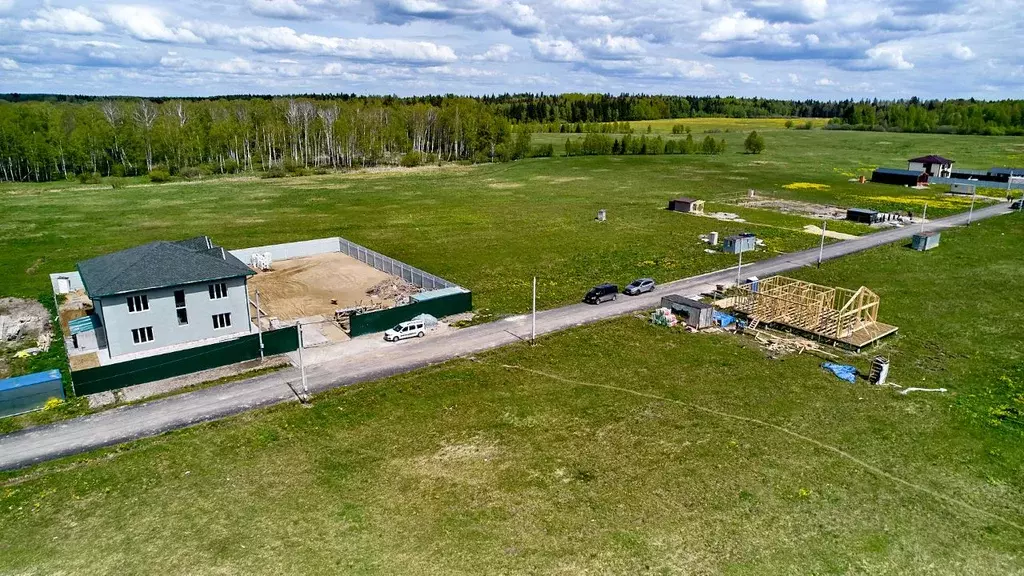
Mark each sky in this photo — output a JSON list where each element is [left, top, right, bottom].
[[0, 0, 1021, 99]]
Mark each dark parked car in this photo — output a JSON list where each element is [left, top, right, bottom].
[[624, 278, 656, 296], [584, 283, 618, 304], [1012, 200, 1023, 210]]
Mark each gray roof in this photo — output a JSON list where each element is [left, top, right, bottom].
[[874, 168, 926, 177], [662, 294, 712, 310], [989, 167, 1024, 176], [77, 236, 253, 298]]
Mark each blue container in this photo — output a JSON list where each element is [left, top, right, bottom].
[[0, 369, 65, 418]]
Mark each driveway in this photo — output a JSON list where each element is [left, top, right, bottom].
[[0, 202, 1014, 471]]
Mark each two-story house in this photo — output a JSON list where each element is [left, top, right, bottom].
[[76, 236, 254, 359]]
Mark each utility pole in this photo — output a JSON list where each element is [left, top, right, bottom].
[[255, 289, 264, 362], [736, 249, 743, 286], [817, 220, 827, 269], [531, 276, 537, 344], [920, 202, 928, 233], [967, 192, 976, 225], [296, 322, 308, 400]]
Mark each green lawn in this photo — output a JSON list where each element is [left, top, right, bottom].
[[1, 123, 1019, 317], [0, 212, 1022, 574]]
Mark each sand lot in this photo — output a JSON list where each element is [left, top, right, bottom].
[[247, 252, 397, 321]]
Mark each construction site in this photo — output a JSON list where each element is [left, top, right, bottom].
[[237, 237, 471, 346], [728, 275, 899, 351]]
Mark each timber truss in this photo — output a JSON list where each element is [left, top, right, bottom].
[[732, 276, 898, 349]]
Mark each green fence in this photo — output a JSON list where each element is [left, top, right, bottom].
[[349, 291, 472, 337], [72, 326, 299, 396]]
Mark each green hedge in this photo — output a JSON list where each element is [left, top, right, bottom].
[[349, 292, 472, 337], [72, 327, 298, 396]]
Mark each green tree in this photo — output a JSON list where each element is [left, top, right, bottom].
[[744, 131, 766, 154]]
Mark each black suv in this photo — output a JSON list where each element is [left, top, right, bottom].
[[584, 283, 619, 304]]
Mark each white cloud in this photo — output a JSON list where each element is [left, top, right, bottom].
[[107, 5, 204, 44], [580, 35, 645, 59], [746, 0, 828, 22], [530, 37, 582, 62], [190, 23, 458, 64], [948, 42, 975, 61], [0, 57, 18, 70], [699, 13, 766, 42], [864, 45, 913, 70], [577, 14, 615, 30], [739, 72, 754, 83], [0, 0, 15, 15], [20, 7, 105, 34], [788, 73, 801, 84], [815, 77, 837, 86], [248, 0, 313, 19], [470, 43, 514, 62]]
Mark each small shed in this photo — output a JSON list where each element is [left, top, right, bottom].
[[660, 295, 714, 329], [872, 168, 929, 187], [846, 208, 883, 225], [668, 198, 705, 214], [949, 183, 976, 196], [69, 314, 102, 351], [912, 231, 940, 251], [0, 369, 64, 418], [908, 155, 954, 178], [722, 233, 757, 254]]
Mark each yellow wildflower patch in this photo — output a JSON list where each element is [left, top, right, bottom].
[[783, 182, 831, 191], [867, 195, 976, 210]]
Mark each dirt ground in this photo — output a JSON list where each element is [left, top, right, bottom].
[[58, 289, 93, 334], [247, 252, 402, 321], [739, 198, 847, 220], [1, 297, 50, 350]]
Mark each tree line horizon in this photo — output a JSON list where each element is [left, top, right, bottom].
[[1, 93, 1021, 182]]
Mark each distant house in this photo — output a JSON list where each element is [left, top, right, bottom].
[[668, 198, 705, 214], [872, 168, 929, 187], [908, 155, 954, 178], [722, 233, 757, 254], [76, 236, 254, 359], [846, 208, 883, 225]]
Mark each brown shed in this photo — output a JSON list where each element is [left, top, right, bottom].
[[668, 198, 705, 214]]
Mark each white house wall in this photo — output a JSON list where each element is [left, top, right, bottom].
[[101, 278, 251, 358]]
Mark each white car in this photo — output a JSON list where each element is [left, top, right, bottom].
[[384, 320, 426, 342]]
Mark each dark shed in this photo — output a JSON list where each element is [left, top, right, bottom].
[[846, 208, 882, 224], [660, 295, 715, 329], [872, 168, 929, 187], [668, 198, 705, 214]]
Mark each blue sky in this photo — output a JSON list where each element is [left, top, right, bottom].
[[0, 0, 1019, 98]]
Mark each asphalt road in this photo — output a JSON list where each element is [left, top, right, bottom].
[[0, 202, 1014, 471]]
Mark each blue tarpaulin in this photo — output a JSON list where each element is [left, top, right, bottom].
[[713, 311, 737, 328], [822, 362, 857, 383]]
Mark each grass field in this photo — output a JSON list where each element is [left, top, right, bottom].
[[1, 213, 1022, 575], [2, 122, 1020, 318]]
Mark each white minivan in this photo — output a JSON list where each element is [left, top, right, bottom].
[[384, 320, 426, 342]]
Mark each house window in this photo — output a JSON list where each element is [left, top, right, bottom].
[[174, 290, 188, 326], [209, 282, 228, 300], [212, 313, 232, 330], [127, 294, 149, 313], [131, 326, 154, 344]]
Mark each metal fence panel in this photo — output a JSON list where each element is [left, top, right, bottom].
[[337, 237, 458, 291], [71, 326, 299, 396], [932, 177, 1024, 191], [349, 292, 472, 337]]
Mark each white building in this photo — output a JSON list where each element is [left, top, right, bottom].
[[907, 155, 954, 178]]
